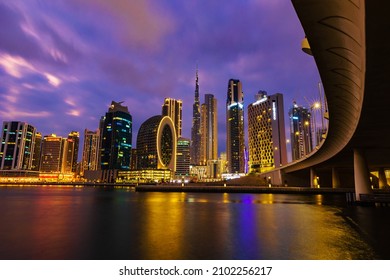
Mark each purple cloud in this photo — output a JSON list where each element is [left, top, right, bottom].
[[0, 0, 321, 157]]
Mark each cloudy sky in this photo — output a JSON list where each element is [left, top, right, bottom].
[[0, 0, 321, 158]]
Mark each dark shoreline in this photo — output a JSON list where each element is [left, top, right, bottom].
[[0, 181, 132, 187], [1, 182, 390, 199], [0, 181, 353, 194], [135, 185, 353, 194]]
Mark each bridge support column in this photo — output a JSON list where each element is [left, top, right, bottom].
[[378, 167, 388, 189], [354, 148, 372, 200], [332, 167, 341, 188], [310, 168, 319, 188]]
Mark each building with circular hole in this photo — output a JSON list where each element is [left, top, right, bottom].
[[136, 115, 177, 172]]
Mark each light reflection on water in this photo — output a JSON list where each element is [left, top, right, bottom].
[[0, 186, 388, 260]]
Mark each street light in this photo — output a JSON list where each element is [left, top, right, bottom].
[[302, 37, 328, 143]]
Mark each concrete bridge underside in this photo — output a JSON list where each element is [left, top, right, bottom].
[[265, 0, 390, 200]]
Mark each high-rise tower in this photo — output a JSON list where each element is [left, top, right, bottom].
[[248, 91, 287, 173], [100, 101, 132, 170], [176, 137, 190, 177], [31, 132, 42, 171], [226, 79, 245, 173], [40, 134, 64, 172], [200, 94, 218, 165], [136, 115, 176, 172], [0, 121, 36, 170], [162, 98, 183, 138], [64, 131, 79, 173], [191, 66, 201, 165], [289, 102, 312, 161], [81, 129, 100, 175]]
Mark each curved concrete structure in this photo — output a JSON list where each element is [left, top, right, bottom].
[[269, 1, 390, 196], [286, 0, 366, 172]]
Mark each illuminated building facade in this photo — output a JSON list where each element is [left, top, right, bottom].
[[31, 132, 42, 171], [40, 134, 64, 172], [0, 121, 36, 170], [137, 115, 176, 172], [117, 169, 172, 184], [63, 131, 79, 173], [200, 94, 218, 166], [289, 102, 313, 161], [189, 165, 207, 181], [248, 91, 287, 173], [81, 129, 100, 175], [162, 98, 183, 138], [98, 116, 105, 169], [191, 67, 201, 165], [176, 137, 190, 177], [226, 79, 245, 173], [219, 152, 228, 174], [100, 101, 132, 170]]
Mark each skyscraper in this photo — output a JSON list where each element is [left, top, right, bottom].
[[81, 129, 100, 175], [200, 94, 218, 165], [136, 115, 176, 171], [40, 134, 64, 172], [162, 98, 183, 138], [176, 137, 190, 177], [0, 121, 36, 170], [226, 79, 245, 173], [98, 116, 105, 170], [100, 101, 132, 170], [31, 132, 42, 171], [191, 67, 201, 165], [289, 102, 313, 161], [64, 131, 79, 173], [248, 91, 287, 173]]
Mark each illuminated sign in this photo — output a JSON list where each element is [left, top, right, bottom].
[[228, 102, 244, 109], [252, 97, 268, 106], [272, 101, 277, 120]]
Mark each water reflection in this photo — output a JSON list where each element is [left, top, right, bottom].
[[0, 187, 92, 259], [0, 187, 387, 259], [140, 192, 187, 259]]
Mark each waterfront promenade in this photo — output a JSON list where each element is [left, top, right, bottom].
[[135, 184, 352, 194], [0, 181, 360, 195], [2, 181, 390, 204]]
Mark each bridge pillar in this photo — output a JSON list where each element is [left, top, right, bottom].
[[354, 149, 372, 200], [332, 167, 341, 188], [310, 168, 319, 188], [378, 167, 388, 189]]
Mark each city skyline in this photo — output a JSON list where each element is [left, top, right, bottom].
[[0, 1, 321, 156], [0, 0, 389, 266]]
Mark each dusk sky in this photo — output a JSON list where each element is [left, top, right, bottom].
[[0, 0, 321, 158]]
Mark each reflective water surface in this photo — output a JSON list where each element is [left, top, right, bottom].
[[0, 186, 389, 260]]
